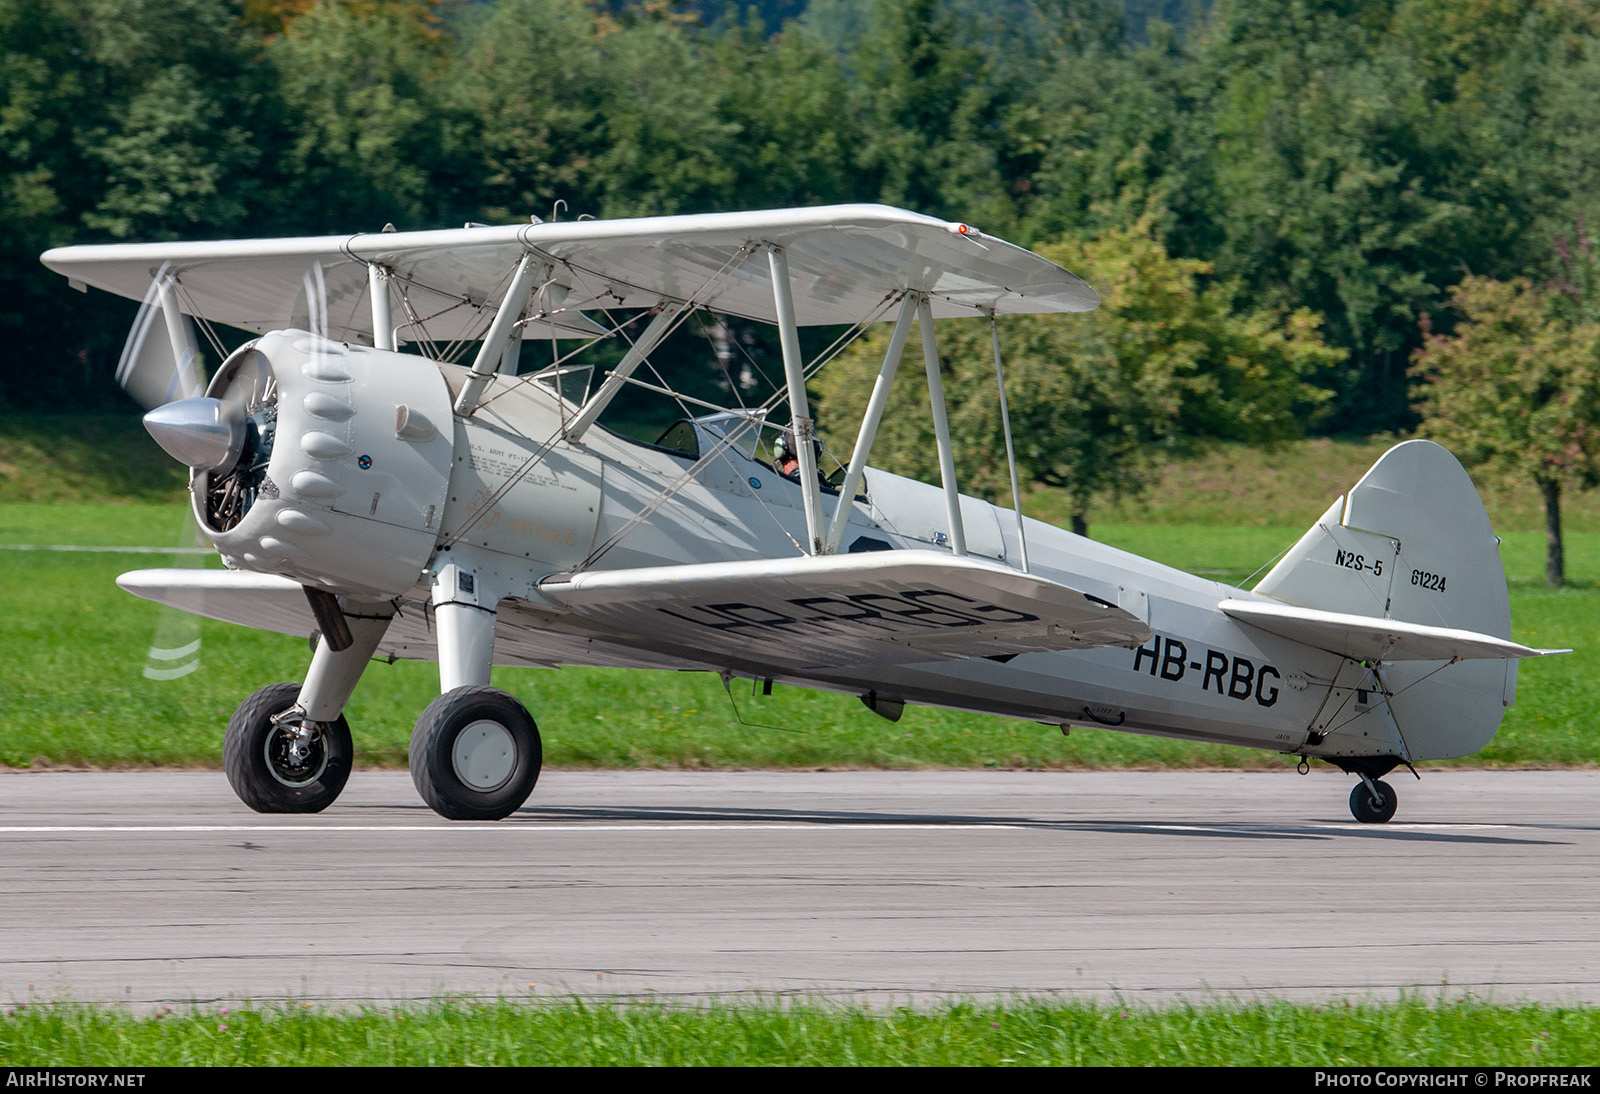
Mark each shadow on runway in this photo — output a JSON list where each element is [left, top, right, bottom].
[[370, 801, 1571, 846]]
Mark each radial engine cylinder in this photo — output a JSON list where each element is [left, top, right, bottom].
[[193, 330, 455, 600]]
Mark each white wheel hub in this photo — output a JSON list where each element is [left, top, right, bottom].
[[452, 720, 516, 791]]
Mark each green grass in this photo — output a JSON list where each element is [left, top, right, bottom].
[[1, 506, 1592, 770], [2, 422, 1593, 769], [1, 997, 1595, 1065], [0, 501, 196, 547], [0, 415, 185, 505], [1045, 434, 1600, 535]]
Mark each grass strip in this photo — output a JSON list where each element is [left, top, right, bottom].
[[2, 998, 1595, 1066], [1, 514, 1594, 770]]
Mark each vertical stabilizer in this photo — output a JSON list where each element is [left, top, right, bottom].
[[1252, 440, 1514, 760]]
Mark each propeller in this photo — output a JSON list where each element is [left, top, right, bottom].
[[119, 262, 264, 681], [125, 262, 326, 679], [118, 263, 205, 411], [116, 266, 215, 680], [141, 508, 206, 681]]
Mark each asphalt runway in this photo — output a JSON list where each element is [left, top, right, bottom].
[[1, 769, 1596, 1010]]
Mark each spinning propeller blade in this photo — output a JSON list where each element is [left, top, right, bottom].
[[141, 508, 206, 681], [116, 264, 204, 411], [129, 260, 329, 681]]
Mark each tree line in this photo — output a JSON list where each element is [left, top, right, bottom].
[[4, 0, 1598, 576]]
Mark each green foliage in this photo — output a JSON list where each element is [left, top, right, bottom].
[[448, 0, 609, 224], [701, 18, 862, 210], [1411, 275, 1600, 584], [813, 221, 1339, 529], [7, 0, 1600, 449], [588, 20, 746, 216], [849, 0, 1004, 223], [266, 1, 451, 231], [1413, 277, 1600, 488], [1011, 16, 1199, 245]]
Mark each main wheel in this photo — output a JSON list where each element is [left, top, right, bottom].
[[409, 686, 541, 820], [224, 682, 353, 813], [1349, 779, 1398, 824]]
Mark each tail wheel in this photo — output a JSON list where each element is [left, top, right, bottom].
[[409, 686, 541, 821], [224, 682, 353, 813], [1349, 779, 1398, 824]]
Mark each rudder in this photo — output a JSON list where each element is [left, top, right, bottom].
[[1252, 440, 1515, 760]]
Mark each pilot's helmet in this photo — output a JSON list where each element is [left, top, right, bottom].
[[773, 430, 820, 465], [773, 431, 797, 464]]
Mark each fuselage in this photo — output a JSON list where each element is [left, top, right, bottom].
[[439, 360, 1355, 761]]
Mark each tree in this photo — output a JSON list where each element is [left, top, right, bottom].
[[0, 0, 275, 410], [1411, 275, 1600, 586], [812, 219, 1340, 535], [848, 0, 1011, 226], [266, 0, 451, 232], [445, 0, 609, 224]]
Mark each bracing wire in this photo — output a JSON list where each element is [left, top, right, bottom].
[[574, 289, 897, 569], [445, 241, 894, 570], [171, 280, 229, 363]]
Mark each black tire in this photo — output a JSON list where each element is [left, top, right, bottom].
[[224, 682, 353, 814], [1349, 779, 1398, 824], [409, 686, 541, 821]]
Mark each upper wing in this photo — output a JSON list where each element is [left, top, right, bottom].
[[1221, 599, 1566, 662], [537, 550, 1150, 673], [41, 205, 1098, 344]]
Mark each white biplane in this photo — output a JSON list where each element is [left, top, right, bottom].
[[42, 204, 1562, 824]]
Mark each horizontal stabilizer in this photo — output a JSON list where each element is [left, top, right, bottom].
[[1221, 598, 1566, 663], [541, 551, 1150, 672]]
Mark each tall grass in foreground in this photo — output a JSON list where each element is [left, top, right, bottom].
[[1, 998, 1594, 1066]]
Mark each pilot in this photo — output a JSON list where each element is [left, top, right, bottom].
[[773, 430, 802, 477], [774, 429, 826, 479]]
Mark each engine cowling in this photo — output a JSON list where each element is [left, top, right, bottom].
[[193, 330, 454, 599]]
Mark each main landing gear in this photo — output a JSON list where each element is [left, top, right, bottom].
[[410, 686, 542, 820], [225, 680, 543, 820], [224, 682, 352, 813], [222, 564, 544, 820]]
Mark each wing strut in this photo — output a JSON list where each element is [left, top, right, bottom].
[[823, 294, 916, 554], [769, 245, 826, 554], [918, 295, 967, 556], [991, 315, 1028, 572], [454, 252, 541, 415], [368, 264, 394, 350], [563, 301, 686, 442]]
